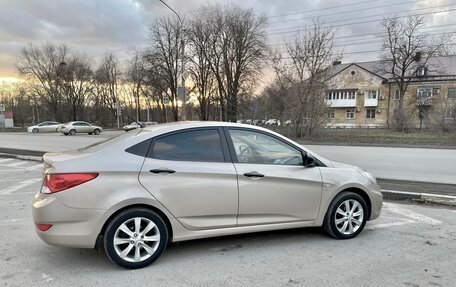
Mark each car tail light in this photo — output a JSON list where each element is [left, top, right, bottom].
[[41, 173, 99, 193], [36, 223, 53, 231]]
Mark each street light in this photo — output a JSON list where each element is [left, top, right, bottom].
[[158, 0, 186, 121]]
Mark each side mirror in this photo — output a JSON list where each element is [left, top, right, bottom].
[[303, 153, 316, 167]]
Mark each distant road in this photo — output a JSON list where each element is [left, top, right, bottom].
[[1, 131, 455, 184], [306, 145, 456, 185]]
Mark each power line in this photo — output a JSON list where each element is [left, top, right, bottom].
[[268, 23, 456, 47], [268, 7, 456, 36], [272, 43, 456, 59], [269, 0, 430, 25], [269, 0, 389, 19]]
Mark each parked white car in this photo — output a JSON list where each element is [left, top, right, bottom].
[[265, 119, 281, 126], [27, 121, 61, 133], [57, 121, 103, 136]]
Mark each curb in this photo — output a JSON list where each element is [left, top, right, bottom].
[[382, 189, 456, 205], [0, 153, 42, 162], [0, 148, 45, 157]]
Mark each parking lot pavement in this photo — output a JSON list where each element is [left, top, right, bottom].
[[1, 159, 455, 287]]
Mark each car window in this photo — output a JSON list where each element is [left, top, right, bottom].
[[228, 129, 303, 165], [150, 129, 225, 162]]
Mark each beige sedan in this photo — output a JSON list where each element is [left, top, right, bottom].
[[57, 121, 103, 135], [33, 122, 382, 269]]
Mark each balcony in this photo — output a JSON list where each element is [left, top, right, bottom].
[[325, 99, 357, 108], [364, 97, 378, 107], [417, 96, 432, 106]]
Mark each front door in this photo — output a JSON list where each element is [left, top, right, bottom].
[[227, 129, 323, 226]]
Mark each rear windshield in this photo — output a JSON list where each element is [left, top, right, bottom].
[[78, 130, 146, 152]]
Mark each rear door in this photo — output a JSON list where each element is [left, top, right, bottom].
[[226, 128, 323, 226], [139, 128, 238, 230]]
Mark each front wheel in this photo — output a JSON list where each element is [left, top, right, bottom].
[[93, 129, 100, 135], [69, 129, 76, 136], [104, 208, 168, 269], [32, 128, 39, 133], [323, 191, 368, 239]]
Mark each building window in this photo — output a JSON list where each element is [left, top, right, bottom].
[[417, 87, 433, 99], [328, 111, 335, 119], [367, 91, 377, 99], [326, 90, 357, 100], [446, 105, 456, 119], [448, 88, 456, 99], [394, 90, 400, 100], [366, 109, 376, 119], [345, 109, 355, 119]]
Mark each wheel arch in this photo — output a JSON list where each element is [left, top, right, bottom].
[[95, 204, 173, 251]]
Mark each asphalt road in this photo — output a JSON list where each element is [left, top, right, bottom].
[[1, 159, 455, 286], [1, 131, 455, 184]]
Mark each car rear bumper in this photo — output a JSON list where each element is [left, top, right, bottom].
[[32, 192, 107, 248]]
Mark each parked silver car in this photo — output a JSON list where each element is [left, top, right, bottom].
[[27, 121, 60, 133], [57, 121, 103, 135], [33, 122, 382, 269]]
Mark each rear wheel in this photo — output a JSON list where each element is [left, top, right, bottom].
[[323, 191, 368, 239], [32, 128, 39, 133], [104, 208, 168, 269], [69, 129, 76, 136]]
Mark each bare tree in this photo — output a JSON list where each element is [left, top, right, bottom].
[[147, 17, 183, 121], [187, 15, 218, 120], [16, 43, 70, 121], [126, 49, 147, 122], [60, 54, 94, 121], [192, 5, 267, 122], [93, 52, 120, 126], [272, 20, 339, 137], [379, 16, 448, 131]]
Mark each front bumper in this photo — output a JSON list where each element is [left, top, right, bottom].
[[369, 184, 383, 220], [32, 192, 108, 248]]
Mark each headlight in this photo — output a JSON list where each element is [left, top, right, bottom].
[[360, 170, 377, 185]]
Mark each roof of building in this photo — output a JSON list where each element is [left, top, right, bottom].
[[327, 55, 456, 82]]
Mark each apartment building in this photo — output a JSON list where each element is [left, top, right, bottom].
[[324, 55, 456, 128]]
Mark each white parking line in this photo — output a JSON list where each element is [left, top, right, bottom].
[[6, 161, 29, 167], [384, 202, 442, 225], [26, 163, 43, 170], [366, 220, 414, 230], [0, 178, 42, 195], [0, 158, 15, 163]]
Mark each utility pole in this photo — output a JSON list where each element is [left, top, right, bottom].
[[159, 0, 186, 121]]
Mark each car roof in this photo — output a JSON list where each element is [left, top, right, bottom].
[[142, 121, 266, 134]]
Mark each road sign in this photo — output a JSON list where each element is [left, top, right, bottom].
[[0, 103, 5, 112], [163, 96, 169, 105]]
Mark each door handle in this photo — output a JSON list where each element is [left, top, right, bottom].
[[243, 171, 264, 178], [150, 169, 176, 174]]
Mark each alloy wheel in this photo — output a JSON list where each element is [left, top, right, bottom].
[[113, 217, 161, 263], [334, 199, 364, 235]]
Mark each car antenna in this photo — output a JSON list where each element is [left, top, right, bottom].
[[126, 115, 144, 128]]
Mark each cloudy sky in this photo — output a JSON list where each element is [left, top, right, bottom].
[[0, 0, 455, 80]]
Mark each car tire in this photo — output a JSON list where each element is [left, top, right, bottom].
[[94, 129, 100, 135], [88, 132, 93, 135], [32, 128, 39, 133], [323, 191, 368, 239], [63, 133, 69, 136], [69, 129, 76, 136], [104, 208, 168, 269]]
